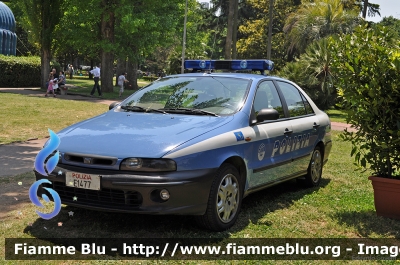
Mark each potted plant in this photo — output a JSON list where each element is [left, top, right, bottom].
[[330, 25, 400, 218]]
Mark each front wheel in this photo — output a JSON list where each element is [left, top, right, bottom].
[[196, 164, 242, 231], [305, 146, 323, 187]]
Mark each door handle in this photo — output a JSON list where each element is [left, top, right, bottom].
[[313, 122, 320, 128], [284, 128, 293, 135]]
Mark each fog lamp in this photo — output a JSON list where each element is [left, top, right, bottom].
[[160, 189, 170, 200]]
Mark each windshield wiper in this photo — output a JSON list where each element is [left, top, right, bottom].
[[121, 105, 167, 114], [161, 108, 218, 117]]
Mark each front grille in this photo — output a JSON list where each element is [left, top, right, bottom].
[[64, 153, 117, 166], [46, 182, 143, 209]]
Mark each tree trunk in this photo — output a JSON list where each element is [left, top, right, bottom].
[[362, 0, 368, 19], [232, 0, 239, 59], [39, 0, 55, 88], [267, 0, 274, 60], [41, 48, 51, 89], [225, 0, 235, 59], [127, 59, 138, 90], [100, 0, 115, 92], [101, 51, 115, 92]]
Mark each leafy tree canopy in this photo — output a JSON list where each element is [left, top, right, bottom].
[[284, 0, 360, 55], [236, 0, 301, 68]]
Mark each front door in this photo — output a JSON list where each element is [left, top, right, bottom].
[[247, 81, 295, 188]]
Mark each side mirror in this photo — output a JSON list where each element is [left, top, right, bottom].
[[109, 102, 120, 110], [256, 108, 279, 123]]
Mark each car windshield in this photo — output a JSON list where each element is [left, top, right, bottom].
[[122, 76, 251, 115]]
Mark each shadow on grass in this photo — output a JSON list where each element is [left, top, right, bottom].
[[17, 178, 331, 260], [0, 173, 36, 219], [332, 210, 400, 238], [231, 178, 331, 232], [23, 178, 330, 242]]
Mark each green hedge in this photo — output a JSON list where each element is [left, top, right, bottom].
[[0, 55, 41, 87]]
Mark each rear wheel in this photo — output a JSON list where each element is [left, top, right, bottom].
[[196, 164, 242, 231], [305, 146, 323, 187]]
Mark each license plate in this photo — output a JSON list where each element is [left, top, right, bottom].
[[66, 172, 101, 190]]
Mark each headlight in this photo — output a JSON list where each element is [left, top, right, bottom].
[[120, 158, 177, 172]]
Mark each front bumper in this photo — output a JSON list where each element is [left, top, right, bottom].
[[34, 164, 217, 215]]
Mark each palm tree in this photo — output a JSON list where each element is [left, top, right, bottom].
[[284, 0, 360, 54], [341, 0, 380, 19], [301, 38, 335, 99], [279, 38, 336, 109]]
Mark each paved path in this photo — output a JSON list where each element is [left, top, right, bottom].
[[331, 121, 356, 132], [0, 87, 116, 105], [0, 138, 47, 177], [0, 87, 354, 177]]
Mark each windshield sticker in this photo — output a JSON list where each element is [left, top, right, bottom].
[[234, 131, 244, 141]]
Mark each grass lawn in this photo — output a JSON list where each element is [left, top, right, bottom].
[[325, 109, 349, 124], [64, 76, 150, 100], [0, 93, 108, 144], [1, 131, 400, 264]]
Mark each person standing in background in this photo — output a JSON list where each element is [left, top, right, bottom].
[[45, 73, 56, 97], [117, 72, 129, 97], [68, 64, 74, 79], [90, 64, 102, 97]]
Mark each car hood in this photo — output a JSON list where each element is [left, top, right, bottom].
[[57, 111, 233, 158]]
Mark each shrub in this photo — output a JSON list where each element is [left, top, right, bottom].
[[0, 55, 61, 88], [330, 25, 400, 177], [0, 55, 41, 87]]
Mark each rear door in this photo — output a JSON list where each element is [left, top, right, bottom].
[[275, 81, 320, 174]]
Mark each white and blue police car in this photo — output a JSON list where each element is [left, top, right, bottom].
[[35, 59, 332, 231]]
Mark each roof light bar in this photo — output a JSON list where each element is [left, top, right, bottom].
[[184, 60, 215, 70], [184, 59, 274, 72]]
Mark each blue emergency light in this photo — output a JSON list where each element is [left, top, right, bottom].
[[184, 60, 215, 70], [184, 59, 274, 73]]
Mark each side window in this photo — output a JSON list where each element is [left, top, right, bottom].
[[253, 81, 285, 118], [301, 93, 314, 114], [277, 81, 307, 117]]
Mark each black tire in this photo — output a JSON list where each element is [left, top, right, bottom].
[[196, 164, 243, 231], [305, 146, 323, 187]]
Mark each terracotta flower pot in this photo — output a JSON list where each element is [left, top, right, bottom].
[[369, 176, 400, 219]]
